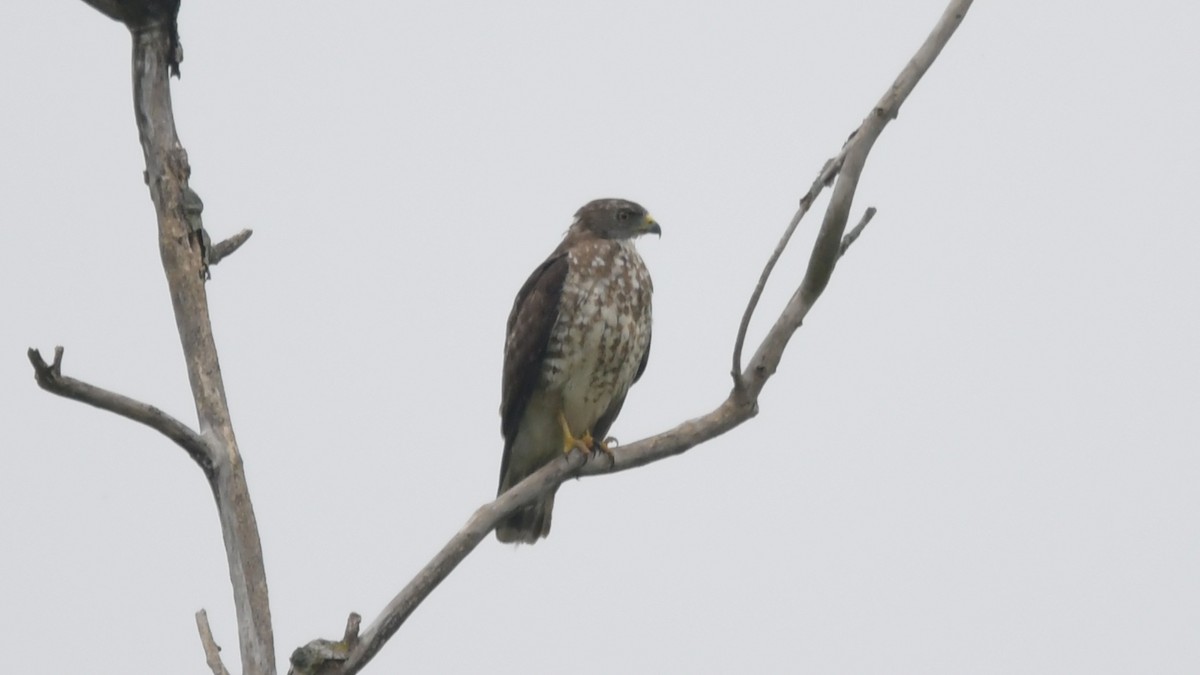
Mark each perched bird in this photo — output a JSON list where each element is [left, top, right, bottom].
[[496, 198, 659, 543]]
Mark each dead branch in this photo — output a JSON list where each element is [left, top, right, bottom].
[[287, 614, 362, 675], [310, 2, 977, 673], [32, 2, 276, 673], [131, 15, 275, 674], [841, 207, 878, 257], [741, 0, 972, 401], [211, 229, 254, 265], [731, 147, 849, 391], [27, 346, 213, 473], [196, 609, 232, 675]]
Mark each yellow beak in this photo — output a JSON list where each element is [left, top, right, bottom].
[[643, 214, 662, 236]]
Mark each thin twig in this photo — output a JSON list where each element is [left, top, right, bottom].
[[341, 614, 361, 652], [743, 0, 972, 398], [732, 0, 971, 391], [840, 207, 878, 257], [730, 152, 847, 392], [288, 614, 363, 675], [210, 228, 253, 266], [27, 347, 213, 473], [196, 609, 232, 675]]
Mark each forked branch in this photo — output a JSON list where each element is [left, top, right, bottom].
[[731, 149, 849, 391], [311, 1, 975, 673], [34, 2, 275, 674], [131, 15, 275, 675], [740, 0, 972, 400], [841, 207, 878, 256], [28, 346, 213, 473]]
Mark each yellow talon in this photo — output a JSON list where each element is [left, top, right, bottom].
[[558, 411, 575, 454], [557, 412, 602, 455]]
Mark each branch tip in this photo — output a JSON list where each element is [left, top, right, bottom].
[[196, 609, 232, 675], [839, 207, 879, 257], [210, 228, 253, 265], [343, 613, 362, 650], [730, 141, 851, 387], [26, 344, 215, 472], [27, 346, 65, 384]]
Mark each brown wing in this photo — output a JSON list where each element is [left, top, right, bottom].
[[498, 252, 569, 490], [592, 327, 651, 444], [633, 328, 651, 384]]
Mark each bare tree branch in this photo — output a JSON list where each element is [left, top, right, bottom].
[[742, 0, 972, 401], [27, 346, 214, 473], [330, 400, 752, 673], [289, 614, 363, 675], [316, 2, 976, 672], [734, 1, 970, 391], [840, 207, 878, 257], [130, 17, 274, 675], [32, 3, 274, 673], [334, 449, 587, 673], [731, 150, 848, 391], [196, 609, 232, 675], [341, 614, 361, 653], [210, 228, 254, 266]]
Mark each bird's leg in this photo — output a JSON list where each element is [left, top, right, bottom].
[[558, 411, 591, 455]]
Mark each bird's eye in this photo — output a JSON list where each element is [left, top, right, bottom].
[[617, 209, 631, 221]]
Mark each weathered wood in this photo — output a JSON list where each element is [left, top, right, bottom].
[[128, 19, 276, 675]]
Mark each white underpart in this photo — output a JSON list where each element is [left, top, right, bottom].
[[543, 239, 653, 440]]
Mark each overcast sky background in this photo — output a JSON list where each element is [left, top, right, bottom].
[[2, 1, 1198, 673]]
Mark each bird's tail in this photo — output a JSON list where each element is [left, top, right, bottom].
[[495, 492, 556, 544]]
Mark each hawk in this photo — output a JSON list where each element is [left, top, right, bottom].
[[496, 198, 659, 544]]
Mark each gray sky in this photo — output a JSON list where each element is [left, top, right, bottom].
[[3, 1, 1198, 673]]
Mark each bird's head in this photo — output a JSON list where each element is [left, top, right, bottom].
[[572, 198, 661, 239]]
